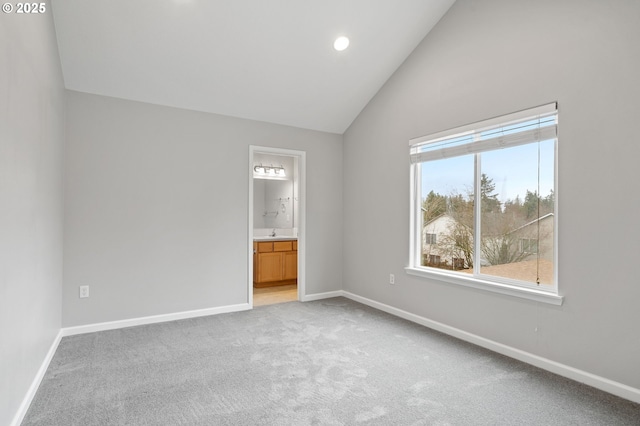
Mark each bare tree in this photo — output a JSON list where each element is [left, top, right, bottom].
[[480, 233, 529, 266], [439, 219, 474, 269], [480, 212, 553, 266]]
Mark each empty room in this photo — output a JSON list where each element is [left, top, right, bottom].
[[2, 0, 640, 424]]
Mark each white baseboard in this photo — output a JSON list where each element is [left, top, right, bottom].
[[62, 303, 251, 336], [341, 291, 640, 404], [11, 329, 63, 426], [301, 290, 344, 302]]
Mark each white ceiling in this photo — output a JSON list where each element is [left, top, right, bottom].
[[51, 0, 455, 134]]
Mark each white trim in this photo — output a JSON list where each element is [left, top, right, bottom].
[[11, 330, 63, 426], [62, 303, 251, 336], [411, 125, 557, 163], [248, 147, 255, 308], [405, 266, 563, 305], [301, 290, 344, 302], [340, 291, 640, 404], [249, 146, 306, 307], [409, 162, 420, 267], [409, 102, 557, 146]]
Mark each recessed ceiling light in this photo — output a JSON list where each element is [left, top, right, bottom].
[[333, 36, 350, 51]]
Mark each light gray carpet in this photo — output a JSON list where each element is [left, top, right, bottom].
[[22, 298, 640, 425]]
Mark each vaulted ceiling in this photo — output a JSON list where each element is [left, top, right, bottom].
[[52, 0, 455, 134]]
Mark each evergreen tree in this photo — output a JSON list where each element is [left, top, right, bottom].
[[541, 190, 554, 214], [480, 173, 501, 213], [524, 190, 540, 219]]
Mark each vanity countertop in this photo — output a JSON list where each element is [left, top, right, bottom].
[[253, 236, 298, 242]]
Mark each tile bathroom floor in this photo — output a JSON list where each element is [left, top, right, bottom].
[[253, 284, 298, 307]]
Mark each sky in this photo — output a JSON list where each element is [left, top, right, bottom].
[[421, 139, 555, 205]]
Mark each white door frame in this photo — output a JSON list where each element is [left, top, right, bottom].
[[248, 145, 306, 307]]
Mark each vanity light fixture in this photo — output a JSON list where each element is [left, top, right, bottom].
[[254, 164, 286, 178], [333, 36, 349, 51]]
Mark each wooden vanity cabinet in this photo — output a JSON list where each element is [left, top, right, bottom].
[[282, 251, 297, 280], [253, 239, 297, 287]]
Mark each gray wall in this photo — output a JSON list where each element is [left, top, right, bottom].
[[343, 0, 640, 389], [0, 9, 65, 426], [63, 91, 343, 326]]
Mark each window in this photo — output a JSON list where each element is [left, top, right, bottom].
[[408, 103, 560, 303], [520, 238, 538, 254], [452, 257, 465, 270]]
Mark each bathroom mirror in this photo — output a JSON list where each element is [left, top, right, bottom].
[[253, 179, 294, 229]]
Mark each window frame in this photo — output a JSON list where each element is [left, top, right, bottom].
[[406, 104, 562, 306]]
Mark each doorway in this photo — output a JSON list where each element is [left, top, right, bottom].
[[248, 146, 305, 307]]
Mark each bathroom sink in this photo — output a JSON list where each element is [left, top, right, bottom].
[[253, 235, 297, 241]]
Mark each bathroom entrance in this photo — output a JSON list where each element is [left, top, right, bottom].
[[248, 146, 305, 307]]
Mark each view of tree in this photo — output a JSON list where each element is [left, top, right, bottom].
[[439, 220, 474, 269], [523, 189, 554, 219], [422, 173, 554, 270], [422, 190, 446, 223], [480, 173, 501, 213], [480, 222, 530, 266]]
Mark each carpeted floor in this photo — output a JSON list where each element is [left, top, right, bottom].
[[22, 297, 640, 425]]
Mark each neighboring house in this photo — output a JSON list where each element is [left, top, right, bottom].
[[422, 212, 554, 270], [508, 213, 554, 262], [422, 214, 471, 269]]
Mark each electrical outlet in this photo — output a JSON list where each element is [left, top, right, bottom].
[[79, 285, 89, 298], [389, 274, 395, 285]]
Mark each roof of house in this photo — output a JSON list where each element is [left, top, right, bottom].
[[509, 213, 554, 234]]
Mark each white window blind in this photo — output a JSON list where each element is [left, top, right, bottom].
[[410, 103, 557, 163]]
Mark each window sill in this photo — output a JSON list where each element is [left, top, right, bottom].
[[405, 267, 563, 306]]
